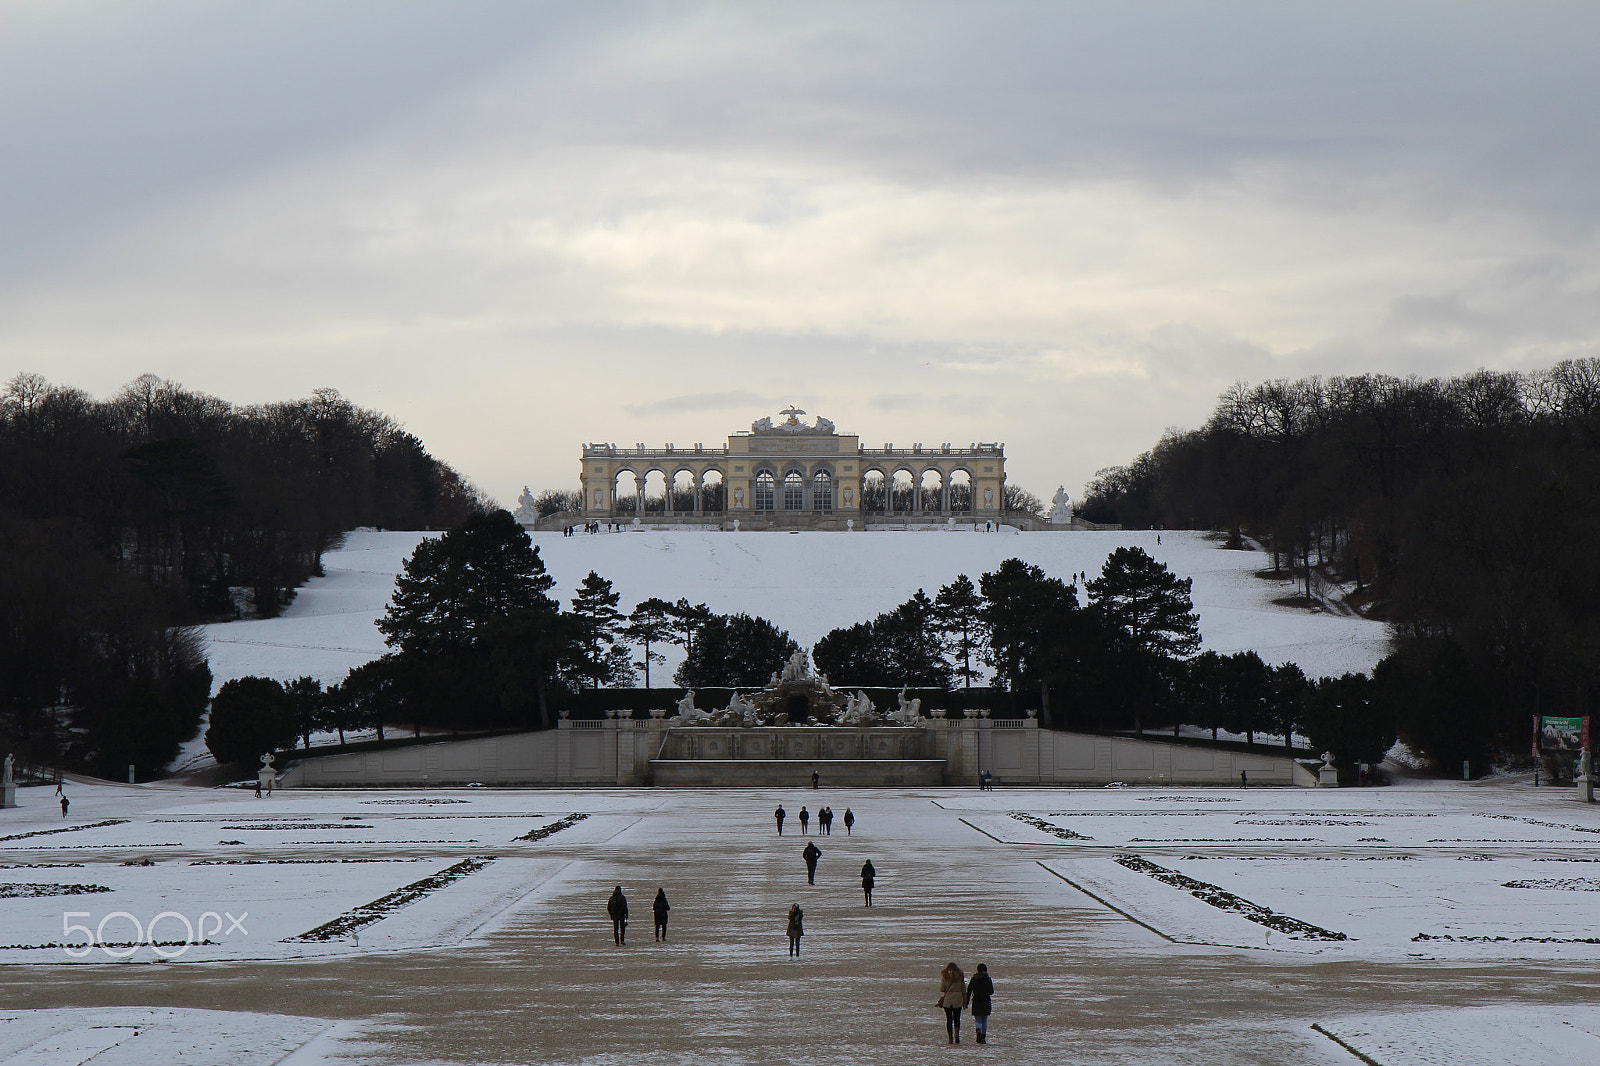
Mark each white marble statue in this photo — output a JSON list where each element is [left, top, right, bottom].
[[851, 690, 876, 721], [677, 690, 707, 721], [814, 416, 836, 434], [514, 486, 540, 524], [725, 691, 754, 716], [781, 650, 809, 683], [1049, 485, 1072, 524], [895, 686, 922, 723], [751, 417, 774, 432], [2, 753, 12, 785]]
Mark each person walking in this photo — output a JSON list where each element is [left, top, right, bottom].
[[60, 794, 69, 818], [607, 885, 629, 945], [652, 888, 670, 942], [803, 840, 821, 885], [775, 804, 786, 835], [798, 806, 810, 835], [820, 806, 832, 835], [843, 808, 855, 835], [860, 859, 875, 906], [1240, 770, 1248, 788], [938, 962, 966, 1044], [811, 768, 820, 790], [966, 963, 994, 1044], [786, 903, 804, 956]]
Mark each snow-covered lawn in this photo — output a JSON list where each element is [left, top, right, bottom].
[[199, 527, 1391, 694], [5, 779, 1600, 1064]]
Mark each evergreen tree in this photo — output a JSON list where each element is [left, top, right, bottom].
[[377, 510, 554, 658], [625, 597, 676, 688], [675, 613, 800, 688], [1087, 547, 1201, 731], [205, 676, 298, 765], [935, 574, 986, 688], [286, 675, 325, 749], [570, 571, 626, 690], [979, 558, 1083, 728], [1302, 672, 1395, 777], [666, 599, 714, 663]]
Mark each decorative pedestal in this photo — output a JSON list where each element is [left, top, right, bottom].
[[1317, 752, 1339, 787], [0, 784, 15, 809]]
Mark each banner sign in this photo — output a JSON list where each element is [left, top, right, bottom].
[[1538, 716, 1587, 753]]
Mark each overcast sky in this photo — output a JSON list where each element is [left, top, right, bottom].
[[4, 1, 1598, 505]]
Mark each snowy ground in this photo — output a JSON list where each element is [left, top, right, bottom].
[[4, 778, 1600, 1064], [199, 527, 1390, 694]]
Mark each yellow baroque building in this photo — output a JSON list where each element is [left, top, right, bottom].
[[579, 408, 1008, 530]]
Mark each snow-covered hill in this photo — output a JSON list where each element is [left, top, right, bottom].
[[199, 527, 1390, 691]]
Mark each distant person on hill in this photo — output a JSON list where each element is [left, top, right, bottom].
[[798, 806, 810, 834], [786, 903, 804, 956], [653, 888, 670, 941], [966, 963, 995, 1044], [803, 841, 821, 885], [607, 885, 629, 946], [938, 962, 967, 1044], [60, 794, 69, 818], [843, 808, 855, 835], [860, 859, 876, 906]]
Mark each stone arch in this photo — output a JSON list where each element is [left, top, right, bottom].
[[613, 469, 640, 514], [642, 469, 669, 513], [919, 467, 946, 512], [811, 468, 835, 512], [947, 467, 973, 512], [700, 467, 725, 512], [890, 465, 917, 513], [754, 468, 777, 511], [782, 468, 806, 511], [670, 466, 698, 513], [861, 468, 887, 513]]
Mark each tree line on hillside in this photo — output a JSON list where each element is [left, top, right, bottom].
[[0, 372, 484, 780], [213, 518, 1395, 781], [209, 510, 806, 760], [1078, 359, 1600, 772]]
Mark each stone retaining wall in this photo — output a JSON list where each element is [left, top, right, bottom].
[[279, 715, 1312, 788]]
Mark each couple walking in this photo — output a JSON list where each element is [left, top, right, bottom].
[[937, 961, 996, 1045]]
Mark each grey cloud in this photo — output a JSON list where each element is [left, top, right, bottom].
[[621, 390, 766, 417]]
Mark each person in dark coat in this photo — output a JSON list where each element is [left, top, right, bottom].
[[60, 794, 69, 818], [811, 768, 820, 789], [803, 841, 821, 885], [786, 903, 804, 956], [860, 859, 876, 906], [607, 885, 629, 945], [775, 805, 786, 835], [843, 808, 855, 835], [819, 806, 832, 835], [798, 806, 810, 834], [652, 888, 670, 941], [966, 963, 995, 1043]]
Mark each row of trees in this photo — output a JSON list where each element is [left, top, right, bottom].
[[1078, 359, 1600, 769], [208, 510, 808, 756], [0, 372, 482, 778], [207, 520, 1400, 774]]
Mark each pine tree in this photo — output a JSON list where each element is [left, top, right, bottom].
[[1087, 546, 1200, 732], [935, 574, 986, 688], [570, 571, 626, 690], [625, 597, 676, 688]]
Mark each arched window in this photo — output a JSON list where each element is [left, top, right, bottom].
[[754, 470, 776, 511], [812, 471, 834, 512], [783, 470, 805, 510]]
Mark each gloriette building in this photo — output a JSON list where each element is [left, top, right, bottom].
[[578, 408, 1008, 530]]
